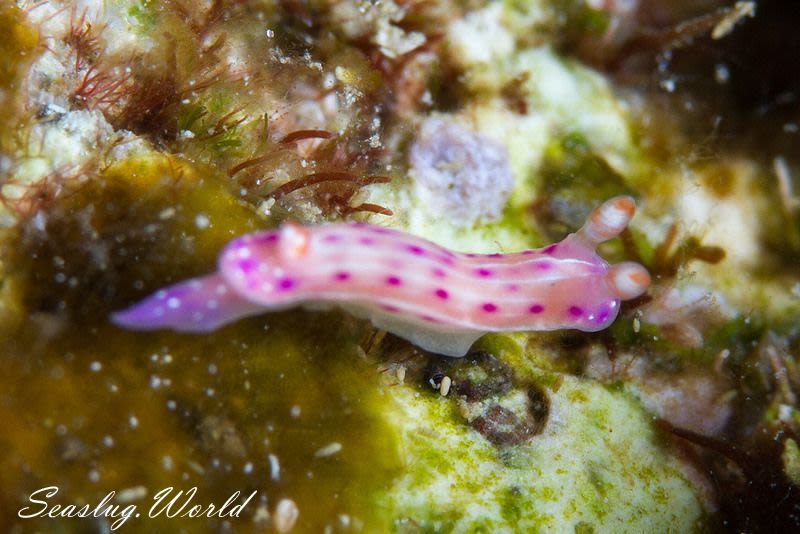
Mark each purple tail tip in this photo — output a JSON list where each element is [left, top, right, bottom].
[[111, 273, 264, 333]]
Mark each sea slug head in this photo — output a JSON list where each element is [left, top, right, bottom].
[[605, 261, 651, 301]]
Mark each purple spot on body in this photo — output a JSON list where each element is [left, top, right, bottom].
[[420, 314, 440, 323], [506, 283, 520, 292], [334, 272, 351, 281], [488, 253, 502, 258], [359, 237, 375, 245], [432, 268, 447, 278], [407, 245, 425, 255], [440, 256, 456, 266], [382, 304, 400, 312], [434, 288, 449, 299], [277, 278, 295, 290], [475, 268, 493, 277], [254, 233, 279, 244], [373, 227, 393, 235], [522, 250, 536, 255], [529, 304, 544, 314], [542, 244, 557, 255], [535, 262, 552, 270], [596, 300, 617, 324], [386, 276, 402, 286], [465, 253, 478, 258], [482, 303, 498, 313], [569, 306, 583, 317], [238, 259, 256, 273], [323, 234, 342, 243]]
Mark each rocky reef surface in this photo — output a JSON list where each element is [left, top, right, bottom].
[[1, 1, 799, 531]]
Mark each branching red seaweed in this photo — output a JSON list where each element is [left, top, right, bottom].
[[279, 129, 333, 145], [70, 64, 132, 112], [268, 172, 389, 199], [64, 7, 104, 72]]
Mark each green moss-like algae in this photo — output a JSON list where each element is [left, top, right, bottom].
[[0, 5, 37, 94], [380, 370, 704, 533], [0, 4, 38, 155], [0, 154, 401, 531]]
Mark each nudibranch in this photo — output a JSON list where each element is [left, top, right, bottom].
[[112, 196, 650, 357]]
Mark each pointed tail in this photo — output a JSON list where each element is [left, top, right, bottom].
[[111, 273, 264, 332]]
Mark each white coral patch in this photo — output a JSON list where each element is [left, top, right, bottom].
[[408, 117, 514, 228]]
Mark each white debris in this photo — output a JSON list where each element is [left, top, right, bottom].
[[273, 498, 299, 533], [314, 442, 343, 458], [268, 453, 281, 481]]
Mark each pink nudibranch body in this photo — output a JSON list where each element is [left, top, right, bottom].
[[112, 196, 650, 356]]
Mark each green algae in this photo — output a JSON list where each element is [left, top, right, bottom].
[[5, 155, 258, 326], [0, 4, 38, 155], [536, 132, 635, 239], [380, 367, 705, 532], [1, 154, 401, 531], [373, 343, 706, 532], [126, 0, 159, 34], [783, 439, 800, 486], [0, 5, 37, 94], [2, 313, 403, 531]]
